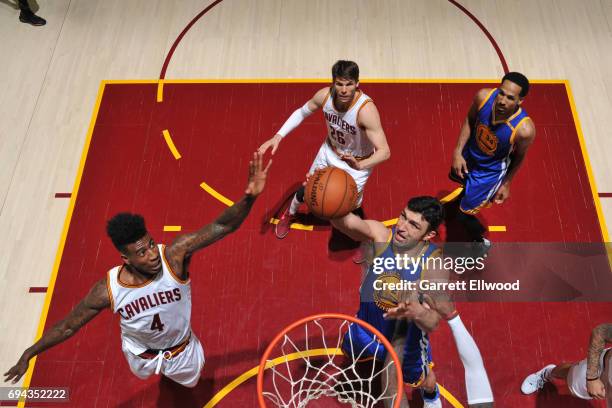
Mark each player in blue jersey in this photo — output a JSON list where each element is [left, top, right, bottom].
[[332, 196, 448, 408], [450, 72, 536, 255], [333, 196, 496, 407]]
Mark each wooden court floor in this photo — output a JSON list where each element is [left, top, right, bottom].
[[1, 1, 611, 407]]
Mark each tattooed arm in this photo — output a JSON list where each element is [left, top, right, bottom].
[[4, 279, 110, 384], [586, 323, 612, 399], [165, 152, 271, 279]]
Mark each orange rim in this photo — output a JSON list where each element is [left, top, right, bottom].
[[256, 313, 403, 408]]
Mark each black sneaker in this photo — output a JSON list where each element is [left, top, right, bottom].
[[19, 10, 46, 26], [472, 237, 492, 259]]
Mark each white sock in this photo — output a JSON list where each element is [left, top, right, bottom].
[[447, 315, 494, 404], [288, 195, 302, 215]]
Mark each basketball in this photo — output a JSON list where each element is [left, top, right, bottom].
[[304, 167, 358, 219]]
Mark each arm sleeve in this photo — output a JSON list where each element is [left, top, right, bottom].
[[447, 315, 494, 404], [277, 103, 315, 137]]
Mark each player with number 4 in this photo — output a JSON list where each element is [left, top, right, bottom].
[[4, 152, 271, 388]]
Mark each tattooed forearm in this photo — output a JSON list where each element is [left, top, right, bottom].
[[174, 194, 257, 256], [24, 279, 108, 360], [586, 323, 612, 379], [214, 194, 256, 232]]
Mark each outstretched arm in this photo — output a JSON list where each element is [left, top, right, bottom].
[[258, 87, 328, 155], [586, 323, 612, 399], [330, 212, 389, 243], [165, 152, 271, 278], [4, 279, 110, 384]]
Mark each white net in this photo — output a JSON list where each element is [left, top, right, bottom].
[[260, 316, 401, 408]]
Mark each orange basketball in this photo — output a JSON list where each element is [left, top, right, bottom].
[[305, 167, 358, 219]]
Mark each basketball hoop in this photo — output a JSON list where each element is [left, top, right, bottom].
[[257, 313, 403, 408]]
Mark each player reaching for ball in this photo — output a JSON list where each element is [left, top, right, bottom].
[[4, 152, 270, 388], [258, 60, 390, 251], [334, 196, 495, 407], [334, 196, 447, 407]]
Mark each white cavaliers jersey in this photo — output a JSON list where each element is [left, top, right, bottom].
[[106, 244, 192, 355], [322, 90, 374, 158]]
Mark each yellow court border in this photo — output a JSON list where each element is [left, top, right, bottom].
[[154, 78, 568, 102], [22, 78, 609, 408], [18, 82, 107, 407], [564, 81, 610, 243]]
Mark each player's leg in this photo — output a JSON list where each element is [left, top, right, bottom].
[[122, 349, 157, 380], [521, 362, 572, 395], [327, 157, 372, 261], [399, 321, 441, 408], [18, 0, 46, 26], [382, 332, 409, 408], [565, 357, 602, 400], [456, 170, 505, 258], [162, 334, 206, 388]]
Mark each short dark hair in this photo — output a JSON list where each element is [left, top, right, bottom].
[[106, 213, 147, 251], [502, 71, 530, 97], [407, 196, 444, 232], [332, 60, 359, 82]]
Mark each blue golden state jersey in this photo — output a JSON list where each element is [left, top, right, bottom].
[[356, 230, 438, 341], [463, 88, 530, 173], [342, 231, 439, 385]]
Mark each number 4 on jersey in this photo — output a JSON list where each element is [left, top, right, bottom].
[[150, 313, 165, 332]]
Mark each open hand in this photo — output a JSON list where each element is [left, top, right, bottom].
[[302, 172, 313, 187], [587, 378, 605, 399], [258, 134, 283, 155], [493, 183, 510, 204], [340, 154, 361, 170], [4, 357, 29, 384], [245, 151, 272, 196], [384, 300, 426, 320], [451, 153, 468, 180]]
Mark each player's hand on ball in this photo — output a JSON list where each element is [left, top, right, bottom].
[[587, 378, 606, 399], [3, 356, 29, 384], [302, 172, 313, 187], [493, 183, 510, 204], [340, 153, 361, 170], [245, 151, 272, 196], [383, 300, 426, 320], [258, 134, 283, 155], [451, 153, 468, 179]]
